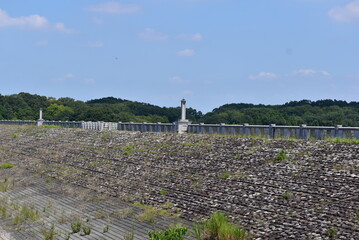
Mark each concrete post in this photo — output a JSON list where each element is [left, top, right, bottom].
[[177, 99, 190, 134], [335, 125, 342, 138], [37, 108, 44, 126], [181, 99, 186, 121], [269, 124, 276, 139]]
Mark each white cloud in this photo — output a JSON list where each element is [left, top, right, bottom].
[[178, 33, 203, 41], [86, 2, 142, 14], [54, 22, 73, 33], [293, 69, 330, 77], [138, 28, 169, 41], [249, 72, 278, 80], [176, 49, 196, 57], [86, 41, 104, 48], [0, 9, 49, 28], [169, 76, 188, 84], [328, 0, 359, 23], [53, 73, 75, 83], [0, 9, 73, 33]]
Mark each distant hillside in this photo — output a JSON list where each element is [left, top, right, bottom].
[[0, 92, 202, 123], [202, 99, 359, 126], [1, 92, 359, 126]]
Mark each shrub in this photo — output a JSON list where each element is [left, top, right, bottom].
[[0, 163, 14, 169], [219, 172, 231, 179], [71, 220, 82, 233], [274, 150, 288, 162], [195, 212, 247, 240], [148, 225, 188, 240], [41, 224, 57, 240], [82, 225, 91, 235]]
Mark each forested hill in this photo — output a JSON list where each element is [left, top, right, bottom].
[[1, 93, 359, 126], [0, 93, 202, 123]]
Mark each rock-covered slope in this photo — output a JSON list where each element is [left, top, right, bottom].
[[0, 125, 358, 239]]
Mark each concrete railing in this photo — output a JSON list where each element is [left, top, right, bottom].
[[43, 121, 82, 128], [0, 120, 37, 125], [188, 123, 359, 140], [117, 122, 177, 133], [2, 119, 359, 140]]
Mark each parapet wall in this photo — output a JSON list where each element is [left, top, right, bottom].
[[1, 119, 359, 140]]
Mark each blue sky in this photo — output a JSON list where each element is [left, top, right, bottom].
[[1, 0, 359, 113]]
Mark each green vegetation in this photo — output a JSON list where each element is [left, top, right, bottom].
[[124, 231, 135, 240], [327, 227, 338, 238], [40, 224, 57, 240], [282, 191, 293, 200], [160, 189, 168, 196], [219, 172, 231, 179], [12, 204, 40, 225], [0, 92, 201, 123], [327, 138, 359, 144], [275, 150, 289, 162], [2, 93, 359, 126], [71, 220, 82, 233], [0, 163, 15, 169], [193, 212, 247, 240], [82, 225, 91, 235], [148, 225, 188, 240], [103, 224, 109, 233], [134, 202, 172, 223]]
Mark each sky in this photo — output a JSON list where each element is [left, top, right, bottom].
[[1, 0, 359, 113]]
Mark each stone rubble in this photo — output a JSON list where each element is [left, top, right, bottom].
[[0, 126, 358, 239]]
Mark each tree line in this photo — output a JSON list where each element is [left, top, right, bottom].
[[1, 93, 359, 126]]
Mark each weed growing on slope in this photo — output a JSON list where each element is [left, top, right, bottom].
[[274, 150, 288, 162], [193, 212, 247, 240], [124, 231, 135, 240], [71, 219, 82, 233], [149, 225, 188, 240], [40, 224, 57, 240], [0, 163, 14, 169], [82, 225, 91, 235], [134, 202, 172, 223], [12, 204, 40, 225], [218, 172, 231, 179]]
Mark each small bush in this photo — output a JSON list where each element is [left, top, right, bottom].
[[124, 231, 134, 240], [219, 172, 231, 179], [327, 227, 338, 238], [103, 224, 109, 233], [274, 150, 288, 162], [82, 225, 91, 235], [282, 191, 293, 200], [148, 225, 188, 240], [41, 224, 57, 240], [0, 163, 14, 169], [71, 220, 82, 233], [195, 212, 247, 240], [160, 189, 168, 196]]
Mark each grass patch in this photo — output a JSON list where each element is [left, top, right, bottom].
[[123, 145, 135, 155], [71, 219, 82, 233], [0, 163, 15, 169], [281, 191, 293, 200], [327, 137, 359, 144], [149, 225, 188, 240], [160, 189, 168, 196], [12, 204, 40, 225], [194, 211, 247, 240], [40, 224, 57, 240], [219, 172, 231, 179], [274, 150, 288, 162], [134, 202, 172, 223]]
